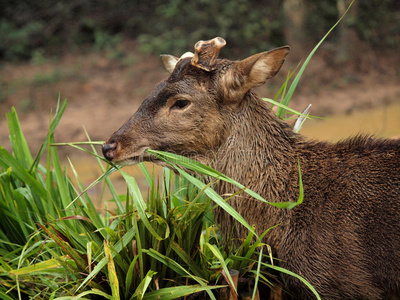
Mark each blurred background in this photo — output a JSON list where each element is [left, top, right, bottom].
[[0, 0, 399, 196]]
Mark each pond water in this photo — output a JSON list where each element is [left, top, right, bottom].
[[66, 103, 400, 210], [300, 103, 400, 141]]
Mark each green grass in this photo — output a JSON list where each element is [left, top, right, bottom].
[[0, 93, 319, 300], [0, 99, 315, 299]]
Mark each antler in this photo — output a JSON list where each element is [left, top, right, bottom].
[[191, 37, 226, 71]]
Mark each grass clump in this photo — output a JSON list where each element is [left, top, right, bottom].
[[0, 99, 301, 299], [0, 98, 319, 299], [0, 100, 214, 299]]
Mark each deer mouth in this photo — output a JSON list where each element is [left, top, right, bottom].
[[114, 148, 163, 167]]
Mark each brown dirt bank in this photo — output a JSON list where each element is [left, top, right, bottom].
[[1, 43, 399, 159]]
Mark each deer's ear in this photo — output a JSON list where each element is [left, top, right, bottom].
[[161, 52, 195, 73], [239, 46, 290, 88], [222, 46, 290, 103], [161, 55, 179, 73]]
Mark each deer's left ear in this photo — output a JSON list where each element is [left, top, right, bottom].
[[222, 46, 290, 103]]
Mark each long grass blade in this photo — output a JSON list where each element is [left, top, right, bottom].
[[142, 285, 223, 300], [104, 240, 120, 300], [264, 263, 321, 300], [9, 257, 72, 276], [30, 97, 68, 173], [146, 150, 302, 209], [54, 288, 113, 300], [120, 170, 169, 241], [76, 226, 136, 292], [130, 270, 156, 300], [0, 147, 48, 200]]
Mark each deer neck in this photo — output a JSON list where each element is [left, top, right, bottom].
[[212, 92, 299, 200], [210, 92, 300, 239]]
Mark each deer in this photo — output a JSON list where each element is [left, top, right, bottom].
[[102, 37, 400, 299]]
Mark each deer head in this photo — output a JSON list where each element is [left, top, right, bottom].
[[102, 37, 289, 166]]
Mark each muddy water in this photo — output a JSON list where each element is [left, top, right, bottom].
[[67, 103, 400, 210], [300, 103, 400, 141]]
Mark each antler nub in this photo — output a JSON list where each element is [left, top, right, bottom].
[[191, 37, 226, 71]]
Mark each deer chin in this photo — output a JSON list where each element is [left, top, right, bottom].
[[114, 150, 186, 173], [115, 156, 144, 167], [114, 147, 151, 167], [114, 147, 171, 168]]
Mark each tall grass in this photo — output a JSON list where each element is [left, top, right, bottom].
[[0, 99, 317, 299], [0, 102, 207, 299]]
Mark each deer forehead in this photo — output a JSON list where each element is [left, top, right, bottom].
[[167, 57, 212, 83]]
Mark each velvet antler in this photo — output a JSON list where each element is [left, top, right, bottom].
[[191, 37, 226, 71]]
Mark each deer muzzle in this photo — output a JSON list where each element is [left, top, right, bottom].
[[102, 140, 118, 161]]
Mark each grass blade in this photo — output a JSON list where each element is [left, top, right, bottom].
[[146, 150, 303, 209], [0, 147, 48, 200], [142, 285, 223, 300], [76, 226, 136, 292], [130, 270, 156, 300], [104, 240, 120, 300], [277, 0, 354, 117], [30, 97, 68, 173], [6, 107, 33, 168], [9, 257, 72, 276], [120, 170, 169, 241]]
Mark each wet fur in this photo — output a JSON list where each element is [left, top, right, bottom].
[[212, 91, 400, 299]]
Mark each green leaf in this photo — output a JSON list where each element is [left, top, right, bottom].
[[76, 226, 136, 292], [131, 270, 156, 300], [143, 249, 217, 300], [9, 256, 72, 276], [147, 150, 301, 209], [142, 285, 223, 300], [170, 241, 204, 278], [262, 97, 308, 118], [104, 240, 120, 300], [205, 243, 236, 294], [120, 170, 169, 241], [125, 255, 140, 299], [31, 97, 68, 173], [55, 288, 113, 300], [50, 135, 71, 212], [38, 225, 87, 271], [6, 106, 33, 167], [263, 263, 321, 300], [0, 147, 49, 201], [0, 290, 15, 300]]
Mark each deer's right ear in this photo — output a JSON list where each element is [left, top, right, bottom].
[[161, 52, 195, 73], [221, 46, 290, 104], [161, 55, 179, 73]]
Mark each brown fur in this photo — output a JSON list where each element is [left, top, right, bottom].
[[103, 44, 400, 299]]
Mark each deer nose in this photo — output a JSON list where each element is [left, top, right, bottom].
[[102, 141, 117, 161]]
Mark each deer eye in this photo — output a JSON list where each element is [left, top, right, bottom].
[[171, 99, 190, 110]]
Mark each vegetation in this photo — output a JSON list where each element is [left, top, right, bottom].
[[0, 98, 318, 299], [0, 101, 208, 298]]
